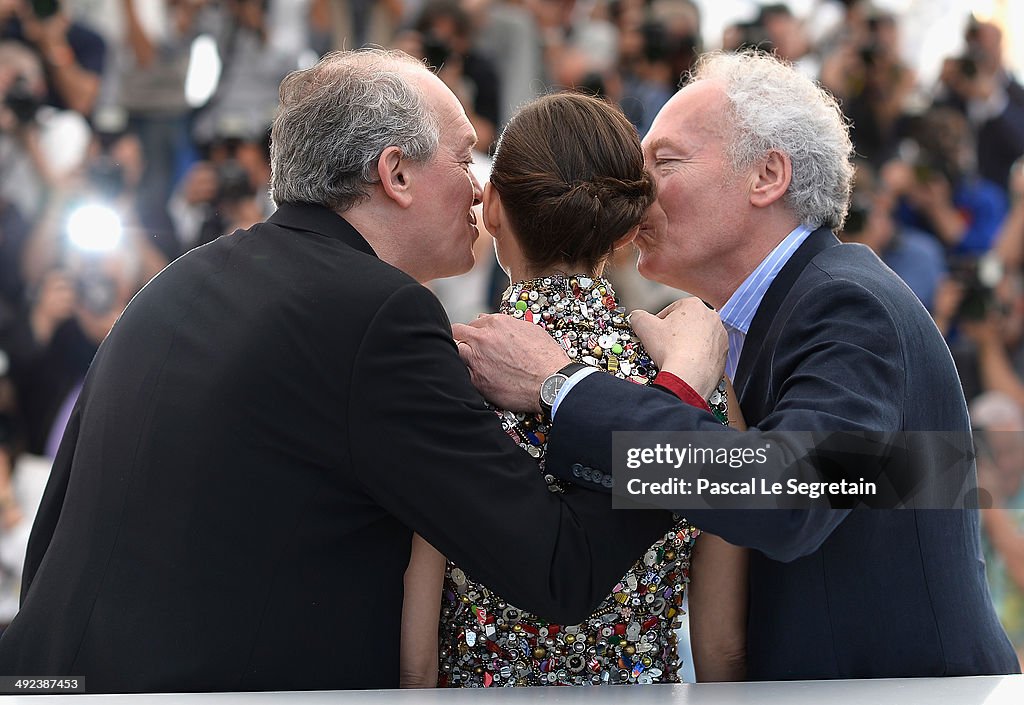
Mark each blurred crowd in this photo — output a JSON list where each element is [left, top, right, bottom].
[[0, 0, 1023, 668]]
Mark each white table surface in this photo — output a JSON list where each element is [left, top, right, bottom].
[[2, 675, 1023, 705]]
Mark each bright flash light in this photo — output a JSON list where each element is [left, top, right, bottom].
[[67, 204, 123, 252], [185, 34, 221, 108]]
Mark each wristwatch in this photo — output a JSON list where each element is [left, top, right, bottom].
[[539, 362, 589, 418]]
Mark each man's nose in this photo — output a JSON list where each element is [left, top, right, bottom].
[[470, 170, 483, 206]]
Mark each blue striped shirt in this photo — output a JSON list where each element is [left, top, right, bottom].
[[720, 224, 814, 380]]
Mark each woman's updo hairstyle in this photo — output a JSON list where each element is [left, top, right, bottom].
[[489, 92, 655, 273]]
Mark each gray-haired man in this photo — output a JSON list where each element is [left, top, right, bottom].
[[455, 51, 1020, 680]]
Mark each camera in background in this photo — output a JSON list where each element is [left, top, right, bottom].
[[30, 0, 60, 20], [949, 253, 1004, 322], [2, 77, 42, 126]]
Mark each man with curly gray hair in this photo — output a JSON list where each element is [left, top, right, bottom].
[[455, 51, 1020, 680], [0, 49, 674, 692]]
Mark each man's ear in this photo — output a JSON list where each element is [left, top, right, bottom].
[[750, 149, 792, 209], [482, 182, 504, 238], [376, 146, 414, 208]]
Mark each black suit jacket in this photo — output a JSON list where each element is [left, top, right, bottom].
[[547, 228, 1020, 679], [0, 203, 670, 692]]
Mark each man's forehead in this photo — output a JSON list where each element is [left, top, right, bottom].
[[405, 65, 458, 113], [427, 113, 475, 160], [442, 110, 476, 152], [644, 81, 727, 149], [410, 69, 477, 148]]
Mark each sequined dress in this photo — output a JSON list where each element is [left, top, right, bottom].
[[437, 274, 726, 688]]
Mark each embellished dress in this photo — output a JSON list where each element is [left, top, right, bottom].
[[437, 274, 727, 688]]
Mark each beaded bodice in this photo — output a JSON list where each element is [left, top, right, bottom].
[[437, 274, 698, 688], [490, 274, 661, 489]]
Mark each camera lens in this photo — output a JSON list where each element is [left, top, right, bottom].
[[76, 272, 119, 316], [958, 56, 978, 79], [3, 77, 42, 125]]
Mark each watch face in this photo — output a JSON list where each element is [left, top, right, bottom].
[[541, 374, 566, 406]]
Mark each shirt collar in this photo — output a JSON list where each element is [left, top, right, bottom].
[[266, 202, 378, 258], [719, 224, 814, 335]]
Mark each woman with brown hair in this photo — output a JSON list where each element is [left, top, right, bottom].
[[400, 92, 747, 687]]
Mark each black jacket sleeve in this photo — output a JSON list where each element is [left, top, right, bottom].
[[347, 283, 673, 624]]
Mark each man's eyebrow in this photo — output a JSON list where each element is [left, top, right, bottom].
[[644, 137, 679, 155]]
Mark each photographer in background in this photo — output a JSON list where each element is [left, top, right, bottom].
[[820, 8, 914, 167], [618, 1, 700, 136], [0, 0, 106, 117], [723, 4, 815, 77], [8, 227, 157, 459], [958, 161, 1024, 410], [0, 41, 54, 221], [8, 247, 145, 458], [169, 121, 273, 252], [875, 107, 1011, 403], [9, 116, 165, 456], [884, 107, 1007, 256], [0, 46, 41, 326], [937, 19, 1024, 196], [394, 0, 500, 151]]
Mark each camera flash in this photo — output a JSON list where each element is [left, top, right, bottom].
[[67, 203, 124, 253]]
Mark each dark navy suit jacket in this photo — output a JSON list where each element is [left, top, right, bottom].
[[547, 228, 1020, 679]]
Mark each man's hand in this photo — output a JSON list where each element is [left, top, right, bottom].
[[629, 297, 728, 399], [880, 159, 914, 197], [961, 315, 1003, 349], [452, 315, 569, 413], [907, 174, 953, 214], [20, 6, 71, 56]]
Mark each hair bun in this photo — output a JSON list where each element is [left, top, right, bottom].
[[557, 181, 603, 229], [593, 175, 653, 202], [561, 174, 651, 208], [487, 92, 656, 271], [563, 181, 598, 200], [554, 173, 655, 238]]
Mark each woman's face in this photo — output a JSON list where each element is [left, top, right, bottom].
[[482, 182, 516, 280]]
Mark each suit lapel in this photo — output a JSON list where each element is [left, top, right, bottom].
[[732, 227, 839, 397]]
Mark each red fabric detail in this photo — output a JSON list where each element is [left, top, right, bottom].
[[652, 371, 713, 413]]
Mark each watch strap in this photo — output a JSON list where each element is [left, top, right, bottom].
[[540, 362, 590, 418], [556, 362, 589, 378]]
